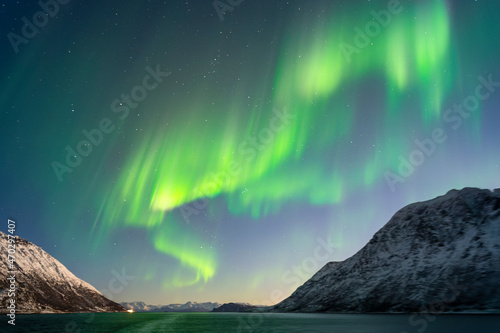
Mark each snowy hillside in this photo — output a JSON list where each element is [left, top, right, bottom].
[[272, 187, 500, 313], [0, 232, 125, 313]]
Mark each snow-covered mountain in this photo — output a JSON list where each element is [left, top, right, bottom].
[[0, 231, 125, 313], [212, 302, 258, 312], [120, 301, 221, 312], [272, 187, 500, 313], [120, 301, 157, 312]]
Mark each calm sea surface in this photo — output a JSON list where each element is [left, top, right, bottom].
[[5, 312, 500, 332]]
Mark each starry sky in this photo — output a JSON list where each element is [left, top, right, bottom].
[[1, 0, 499, 306]]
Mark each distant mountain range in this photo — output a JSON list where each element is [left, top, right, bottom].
[[0, 232, 125, 314], [120, 301, 265, 313], [120, 301, 221, 312], [271, 187, 500, 313], [212, 302, 258, 312]]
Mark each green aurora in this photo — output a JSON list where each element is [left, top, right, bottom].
[[91, 1, 465, 287]]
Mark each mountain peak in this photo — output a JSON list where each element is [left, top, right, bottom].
[[0, 232, 126, 314], [271, 187, 500, 313]]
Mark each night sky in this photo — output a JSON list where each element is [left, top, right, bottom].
[[1, 0, 499, 305]]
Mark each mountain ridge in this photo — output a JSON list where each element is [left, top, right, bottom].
[[271, 187, 500, 313], [212, 302, 258, 312], [0, 231, 126, 314], [120, 300, 221, 312]]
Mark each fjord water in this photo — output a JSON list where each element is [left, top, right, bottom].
[[9, 312, 500, 332]]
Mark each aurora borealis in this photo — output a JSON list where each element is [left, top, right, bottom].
[[1, 0, 500, 305]]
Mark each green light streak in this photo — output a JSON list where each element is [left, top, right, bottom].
[[92, 1, 457, 285]]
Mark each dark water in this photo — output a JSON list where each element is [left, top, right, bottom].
[[4, 312, 500, 333]]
